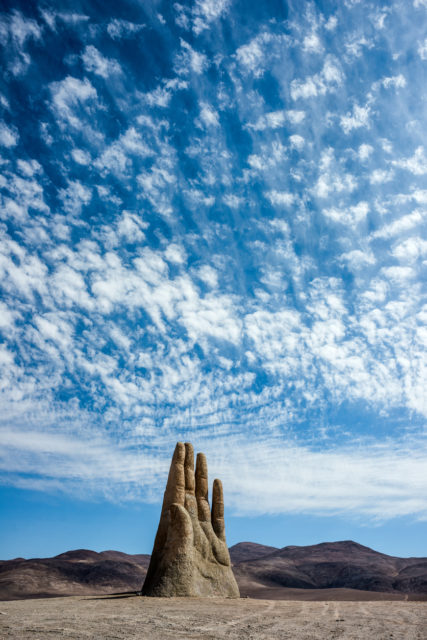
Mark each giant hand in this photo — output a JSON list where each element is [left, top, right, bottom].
[[141, 442, 240, 597]]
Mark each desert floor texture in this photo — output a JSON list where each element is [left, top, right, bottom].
[[1, 594, 426, 639]]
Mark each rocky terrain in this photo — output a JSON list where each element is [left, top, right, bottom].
[[1, 540, 427, 601]]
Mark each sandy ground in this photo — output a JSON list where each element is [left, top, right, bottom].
[[0, 594, 426, 639]]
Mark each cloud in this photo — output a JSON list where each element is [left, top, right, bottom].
[[372, 209, 425, 239], [358, 143, 373, 160], [2, 0, 427, 525], [340, 104, 370, 134], [235, 32, 275, 77], [381, 74, 406, 89], [392, 146, 427, 175], [0, 121, 19, 147], [196, 102, 220, 128], [369, 168, 394, 184], [107, 19, 145, 39], [174, 39, 208, 75], [265, 190, 295, 207], [58, 180, 92, 216], [313, 148, 357, 198], [392, 237, 427, 261], [302, 32, 323, 54], [49, 76, 98, 129], [0, 10, 42, 75], [291, 55, 344, 100], [418, 38, 427, 59], [81, 45, 121, 78], [192, 0, 230, 35]]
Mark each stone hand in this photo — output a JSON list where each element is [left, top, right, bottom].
[[142, 442, 240, 597]]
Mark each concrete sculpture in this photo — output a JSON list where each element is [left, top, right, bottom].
[[142, 442, 240, 597]]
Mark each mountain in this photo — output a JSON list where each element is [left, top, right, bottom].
[[0, 550, 150, 601], [1, 541, 427, 601], [231, 540, 427, 598], [229, 542, 279, 564]]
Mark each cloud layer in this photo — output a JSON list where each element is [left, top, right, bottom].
[[0, 0, 427, 520]]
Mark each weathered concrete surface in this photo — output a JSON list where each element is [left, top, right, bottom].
[[142, 442, 240, 597]]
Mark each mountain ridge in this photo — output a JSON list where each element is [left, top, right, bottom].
[[1, 541, 427, 601]]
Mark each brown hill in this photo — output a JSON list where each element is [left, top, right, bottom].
[[0, 549, 150, 601], [1, 541, 427, 601], [229, 542, 278, 563], [232, 540, 427, 597]]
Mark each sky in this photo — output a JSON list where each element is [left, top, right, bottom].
[[0, 0, 427, 560]]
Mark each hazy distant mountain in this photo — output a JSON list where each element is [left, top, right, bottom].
[[1, 541, 427, 601]]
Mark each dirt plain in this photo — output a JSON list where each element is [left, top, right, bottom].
[[1, 594, 427, 640]]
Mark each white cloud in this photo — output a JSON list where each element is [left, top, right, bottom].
[[59, 180, 92, 216], [313, 148, 357, 198], [81, 45, 121, 78], [223, 194, 243, 209], [392, 237, 427, 261], [344, 36, 372, 59], [71, 148, 91, 165], [247, 109, 305, 131], [392, 146, 427, 175], [358, 143, 373, 160], [291, 55, 344, 100], [303, 32, 323, 54], [381, 265, 415, 283], [192, 0, 230, 35], [0, 121, 19, 147], [165, 244, 186, 264], [340, 104, 370, 134], [372, 209, 425, 239], [418, 38, 427, 59], [369, 168, 394, 184], [340, 249, 376, 269], [107, 19, 145, 39], [197, 265, 218, 288], [324, 15, 338, 31], [95, 127, 152, 177], [117, 211, 148, 242], [17, 159, 41, 177], [174, 39, 208, 75], [289, 134, 305, 150], [382, 74, 406, 89], [265, 190, 295, 207], [197, 102, 220, 128], [49, 76, 98, 129], [0, 10, 42, 75], [143, 78, 188, 108], [323, 201, 369, 226]]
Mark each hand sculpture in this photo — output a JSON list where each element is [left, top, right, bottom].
[[141, 442, 240, 597]]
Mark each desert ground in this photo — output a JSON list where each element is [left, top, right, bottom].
[[1, 594, 426, 639]]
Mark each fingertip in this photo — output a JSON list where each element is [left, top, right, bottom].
[[196, 452, 208, 478], [173, 441, 185, 464]]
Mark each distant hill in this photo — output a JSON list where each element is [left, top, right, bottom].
[[0, 549, 150, 601], [231, 540, 427, 598], [1, 541, 427, 601], [229, 542, 279, 563]]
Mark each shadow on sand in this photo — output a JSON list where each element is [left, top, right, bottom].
[[85, 591, 142, 600]]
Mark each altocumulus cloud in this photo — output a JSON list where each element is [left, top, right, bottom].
[[0, 0, 427, 521]]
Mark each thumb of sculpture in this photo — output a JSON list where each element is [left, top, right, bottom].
[[141, 442, 240, 598]]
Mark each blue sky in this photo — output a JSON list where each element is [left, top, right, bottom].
[[1, 0, 427, 560]]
